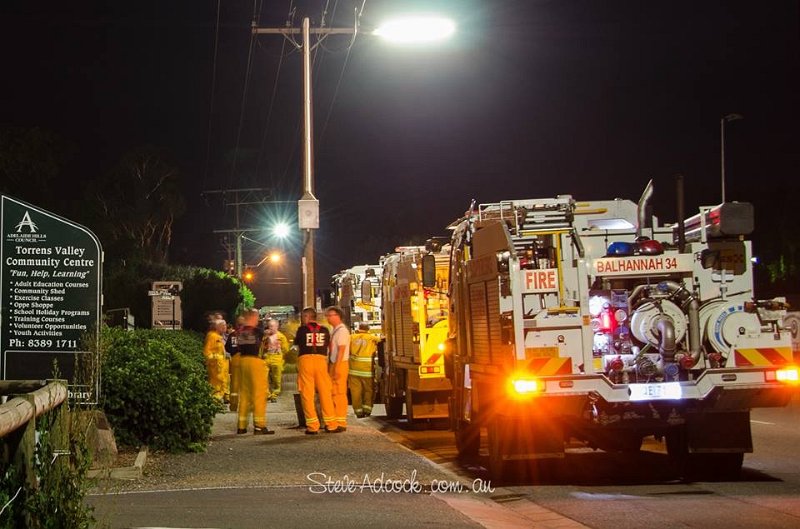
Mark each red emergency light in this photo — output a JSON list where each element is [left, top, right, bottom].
[[600, 310, 614, 332]]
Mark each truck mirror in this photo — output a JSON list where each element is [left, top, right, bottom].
[[422, 254, 436, 288], [361, 280, 372, 304]]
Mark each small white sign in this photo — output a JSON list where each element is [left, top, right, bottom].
[[592, 254, 694, 277], [298, 198, 320, 230], [520, 268, 559, 293]]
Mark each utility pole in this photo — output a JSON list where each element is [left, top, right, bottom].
[[203, 187, 274, 278], [252, 11, 453, 308], [253, 18, 356, 310]]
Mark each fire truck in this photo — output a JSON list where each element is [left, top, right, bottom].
[[437, 181, 798, 480], [380, 243, 452, 422], [331, 264, 383, 331]]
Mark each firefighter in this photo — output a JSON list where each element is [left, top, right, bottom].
[[294, 308, 338, 434], [325, 306, 350, 431], [203, 319, 229, 402], [348, 323, 380, 417], [260, 318, 289, 402], [235, 309, 274, 435]]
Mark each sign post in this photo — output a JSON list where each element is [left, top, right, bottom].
[[0, 195, 102, 403], [150, 281, 182, 330]]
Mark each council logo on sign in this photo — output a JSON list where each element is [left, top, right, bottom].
[[15, 211, 38, 234]]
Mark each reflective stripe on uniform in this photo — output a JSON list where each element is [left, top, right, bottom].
[[350, 369, 372, 377]]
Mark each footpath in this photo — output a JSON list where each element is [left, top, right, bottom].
[[87, 392, 586, 529]]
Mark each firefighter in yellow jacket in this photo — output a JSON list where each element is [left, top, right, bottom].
[[260, 318, 289, 402], [349, 323, 380, 418], [203, 319, 229, 402], [233, 309, 274, 435]]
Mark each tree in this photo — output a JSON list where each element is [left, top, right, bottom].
[[0, 126, 73, 212], [92, 146, 185, 262]]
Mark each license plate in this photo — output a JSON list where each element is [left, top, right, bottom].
[[629, 382, 682, 401]]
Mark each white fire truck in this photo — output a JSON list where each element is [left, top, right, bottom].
[[380, 243, 451, 422], [331, 263, 383, 332], [437, 181, 798, 480]]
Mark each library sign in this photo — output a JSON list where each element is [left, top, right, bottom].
[[1, 195, 102, 402]]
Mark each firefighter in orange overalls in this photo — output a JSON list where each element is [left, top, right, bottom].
[[203, 319, 229, 402], [325, 306, 350, 432], [294, 308, 338, 434]]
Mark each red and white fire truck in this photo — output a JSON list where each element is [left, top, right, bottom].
[[437, 181, 798, 479]]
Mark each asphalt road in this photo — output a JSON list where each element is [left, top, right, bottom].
[[379, 391, 800, 529], [88, 391, 800, 528]]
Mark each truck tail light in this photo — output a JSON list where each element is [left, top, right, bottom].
[[509, 377, 544, 397], [775, 367, 799, 384]]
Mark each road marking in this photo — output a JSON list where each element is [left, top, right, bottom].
[[750, 420, 775, 425]]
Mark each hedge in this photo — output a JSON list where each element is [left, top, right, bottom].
[[100, 327, 217, 452], [103, 260, 254, 332]]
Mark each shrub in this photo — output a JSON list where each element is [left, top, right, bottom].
[[100, 328, 217, 452]]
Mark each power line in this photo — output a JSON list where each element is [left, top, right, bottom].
[[320, 1, 367, 142], [201, 0, 222, 191], [254, 0, 296, 182], [227, 2, 261, 190]]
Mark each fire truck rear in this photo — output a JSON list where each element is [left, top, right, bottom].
[[331, 264, 383, 332], [441, 182, 798, 480], [380, 243, 451, 423]]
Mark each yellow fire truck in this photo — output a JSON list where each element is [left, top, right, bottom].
[[380, 242, 451, 423]]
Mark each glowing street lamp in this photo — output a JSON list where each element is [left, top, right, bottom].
[[272, 222, 291, 239], [373, 16, 456, 44], [269, 252, 282, 265]]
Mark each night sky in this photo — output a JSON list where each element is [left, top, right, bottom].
[[1, 1, 798, 306]]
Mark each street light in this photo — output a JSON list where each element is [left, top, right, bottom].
[[720, 113, 743, 203], [272, 222, 290, 239], [373, 16, 456, 44], [269, 252, 282, 264], [253, 14, 455, 308]]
